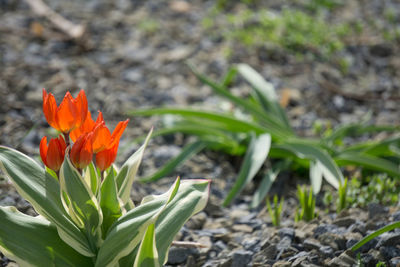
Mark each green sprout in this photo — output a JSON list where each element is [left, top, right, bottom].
[[336, 178, 348, 213], [295, 186, 317, 222], [266, 195, 284, 227]]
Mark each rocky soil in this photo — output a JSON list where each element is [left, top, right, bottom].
[[1, 0, 400, 266]]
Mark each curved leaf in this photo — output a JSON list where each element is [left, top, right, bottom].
[[100, 166, 123, 237], [60, 154, 103, 251], [223, 133, 271, 206], [0, 146, 93, 256], [139, 141, 206, 183], [0, 206, 92, 267], [335, 152, 400, 177], [115, 129, 152, 210], [276, 142, 344, 191]]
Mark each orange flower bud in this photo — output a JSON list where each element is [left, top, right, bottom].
[[40, 135, 66, 172], [70, 132, 93, 169], [42, 89, 88, 133], [96, 142, 119, 172]]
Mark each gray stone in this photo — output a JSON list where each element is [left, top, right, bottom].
[[272, 261, 291, 267], [230, 250, 253, 267], [379, 246, 400, 260], [319, 246, 334, 258], [303, 238, 321, 251], [390, 257, 400, 267], [392, 211, 400, 221], [278, 227, 295, 240], [277, 236, 292, 251], [167, 247, 198, 265], [368, 203, 388, 219], [376, 232, 400, 247], [313, 224, 339, 238], [333, 217, 356, 228]]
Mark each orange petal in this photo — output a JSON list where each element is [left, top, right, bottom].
[[74, 90, 88, 128], [92, 122, 111, 153], [70, 110, 95, 142], [39, 136, 48, 167], [96, 142, 118, 171], [42, 89, 58, 130], [56, 92, 78, 133], [70, 133, 93, 169], [109, 119, 129, 148], [47, 138, 63, 171]]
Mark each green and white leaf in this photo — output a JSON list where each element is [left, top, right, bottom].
[[276, 141, 344, 191], [96, 178, 209, 267], [100, 166, 123, 237], [115, 128, 153, 210], [133, 223, 159, 267], [224, 133, 271, 206], [0, 206, 93, 267], [0, 146, 94, 256], [60, 154, 103, 250]]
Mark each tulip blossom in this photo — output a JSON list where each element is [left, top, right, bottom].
[[69, 110, 97, 142], [42, 89, 88, 134], [92, 119, 129, 153], [70, 132, 93, 169], [40, 135, 67, 172], [96, 142, 119, 171]]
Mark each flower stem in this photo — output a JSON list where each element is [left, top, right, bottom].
[[63, 132, 70, 147]]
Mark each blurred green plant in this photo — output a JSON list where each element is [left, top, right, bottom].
[[346, 174, 400, 208], [203, 2, 358, 60], [129, 64, 400, 207], [336, 178, 348, 213], [266, 195, 284, 227], [295, 186, 317, 222]]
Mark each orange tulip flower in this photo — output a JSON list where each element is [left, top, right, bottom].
[[42, 89, 88, 134], [96, 142, 119, 171], [40, 135, 67, 172], [70, 110, 98, 142], [92, 118, 129, 153], [70, 132, 93, 169]]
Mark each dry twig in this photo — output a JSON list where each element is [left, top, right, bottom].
[[24, 0, 91, 48]]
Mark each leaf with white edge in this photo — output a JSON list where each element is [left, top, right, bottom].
[[309, 160, 323, 194], [237, 64, 291, 129], [84, 162, 100, 196], [115, 128, 153, 210], [0, 146, 94, 256], [251, 169, 278, 208], [118, 179, 210, 266], [0, 206, 93, 267], [60, 153, 103, 251], [100, 166, 123, 237], [224, 133, 271, 206], [276, 142, 344, 190], [96, 178, 209, 267], [133, 223, 159, 267]]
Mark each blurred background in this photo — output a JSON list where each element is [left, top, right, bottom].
[[1, 0, 399, 154]]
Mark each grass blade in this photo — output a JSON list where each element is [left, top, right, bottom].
[[335, 152, 400, 177], [351, 221, 400, 252], [130, 108, 291, 139], [139, 141, 207, 183], [188, 64, 293, 135]]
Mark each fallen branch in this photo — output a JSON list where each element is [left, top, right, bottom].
[[24, 0, 91, 48], [171, 241, 208, 248]]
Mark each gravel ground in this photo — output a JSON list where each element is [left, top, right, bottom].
[[1, 0, 400, 266]]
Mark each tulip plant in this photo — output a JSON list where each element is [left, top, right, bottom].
[[0, 90, 210, 266]]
